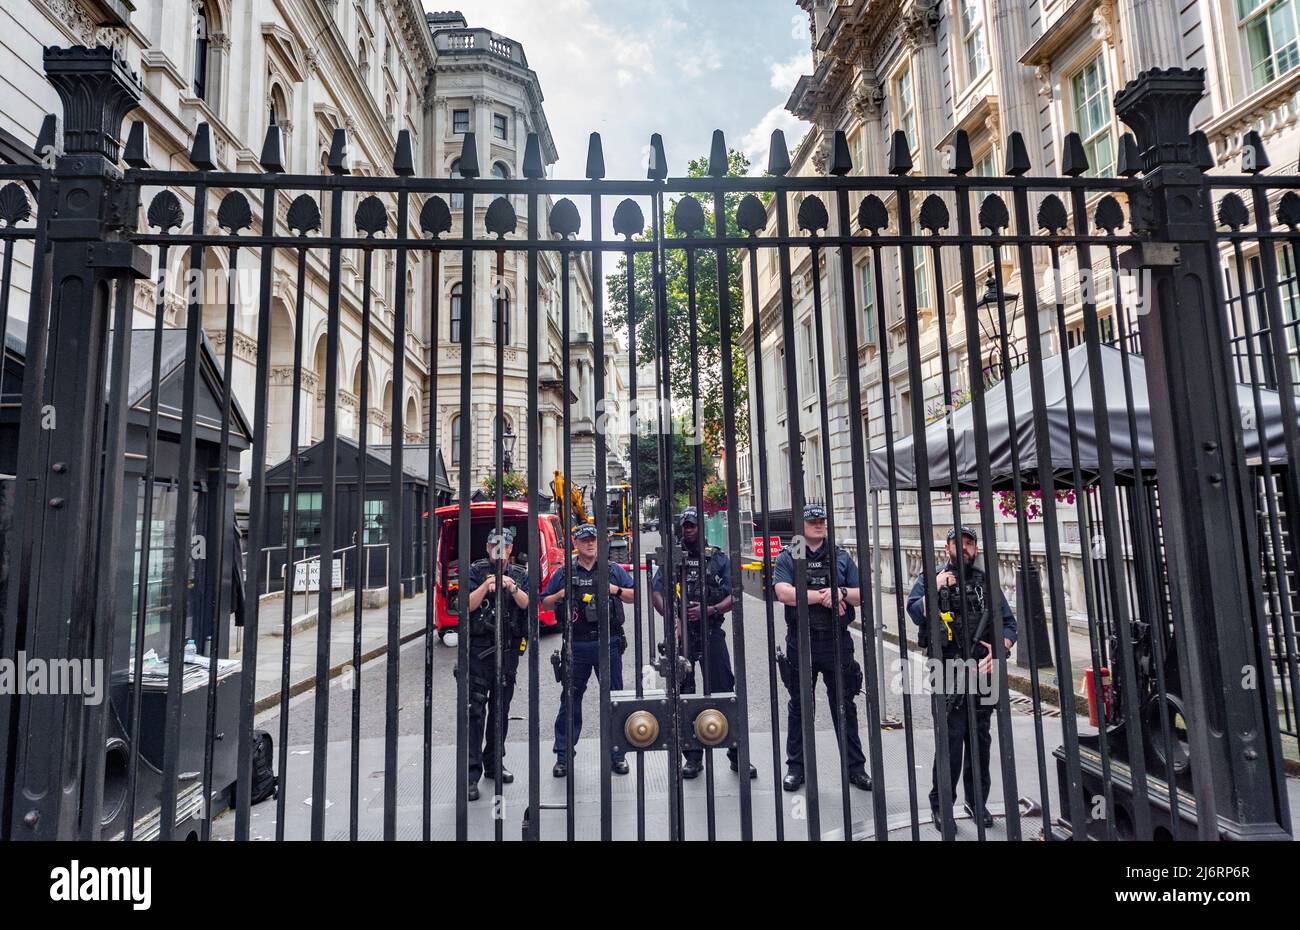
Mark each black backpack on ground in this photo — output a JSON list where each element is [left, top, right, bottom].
[[246, 729, 277, 805]]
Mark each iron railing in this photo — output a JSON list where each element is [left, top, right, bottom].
[[0, 47, 1295, 842]]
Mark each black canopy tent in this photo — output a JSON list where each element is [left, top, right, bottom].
[[868, 343, 1297, 491]]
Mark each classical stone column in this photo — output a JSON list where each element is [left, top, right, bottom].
[[1115, 0, 1183, 77], [988, 0, 1037, 141]]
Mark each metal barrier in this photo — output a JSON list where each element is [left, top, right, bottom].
[[0, 47, 1295, 842]]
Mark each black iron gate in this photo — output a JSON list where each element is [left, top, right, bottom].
[[0, 46, 1295, 841]]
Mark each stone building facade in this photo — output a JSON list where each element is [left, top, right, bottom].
[[741, 0, 1300, 624]]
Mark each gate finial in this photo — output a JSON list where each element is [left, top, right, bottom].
[[708, 130, 729, 177], [458, 132, 480, 178], [648, 133, 668, 181], [189, 122, 216, 171], [886, 130, 911, 176], [123, 121, 150, 169], [1113, 67, 1205, 172], [829, 131, 853, 177], [1061, 132, 1088, 177], [948, 130, 973, 176], [586, 132, 605, 180], [393, 129, 415, 177], [767, 129, 791, 177], [1117, 133, 1142, 177], [523, 133, 546, 179], [1004, 131, 1031, 176], [327, 127, 351, 175], [259, 124, 285, 173]]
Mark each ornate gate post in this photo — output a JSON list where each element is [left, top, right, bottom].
[[1, 46, 142, 840], [1114, 68, 1291, 839]]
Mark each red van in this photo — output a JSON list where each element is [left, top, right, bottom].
[[432, 501, 568, 644]]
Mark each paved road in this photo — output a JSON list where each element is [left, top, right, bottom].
[[213, 567, 1083, 840]]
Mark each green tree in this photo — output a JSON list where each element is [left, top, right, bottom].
[[607, 149, 751, 461]]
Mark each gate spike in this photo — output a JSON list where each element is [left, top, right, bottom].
[[1117, 132, 1142, 177], [259, 123, 285, 173], [1190, 130, 1214, 170], [1241, 129, 1270, 174], [35, 113, 59, 162], [829, 130, 853, 177], [948, 129, 973, 175], [327, 127, 351, 175], [1061, 131, 1089, 177], [648, 133, 667, 181], [522, 132, 546, 179], [1004, 131, 1031, 176], [393, 129, 415, 177], [585, 132, 605, 180], [768, 129, 791, 177], [886, 130, 911, 176], [458, 131, 480, 178], [708, 130, 729, 177], [189, 122, 216, 171], [123, 120, 150, 168]]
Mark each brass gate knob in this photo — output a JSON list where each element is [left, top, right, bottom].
[[693, 708, 729, 747], [624, 710, 660, 748]]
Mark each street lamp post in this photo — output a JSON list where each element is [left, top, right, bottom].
[[974, 272, 1021, 382], [503, 423, 516, 474]]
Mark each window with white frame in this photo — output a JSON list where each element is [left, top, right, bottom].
[[959, 0, 989, 85], [896, 66, 917, 153], [800, 316, 815, 397], [453, 109, 470, 134], [1070, 54, 1116, 178], [859, 259, 877, 346], [774, 347, 787, 417], [1240, 0, 1300, 89], [913, 245, 931, 311], [493, 113, 509, 141]]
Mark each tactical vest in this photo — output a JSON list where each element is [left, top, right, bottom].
[[469, 559, 527, 640], [929, 565, 990, 658], [679, 547, 727, 609], [784, 546, 853, 633]]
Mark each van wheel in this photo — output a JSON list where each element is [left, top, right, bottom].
[[440, 630, 459, 648]]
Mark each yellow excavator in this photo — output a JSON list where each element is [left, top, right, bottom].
[[551, 470, 590, 528]]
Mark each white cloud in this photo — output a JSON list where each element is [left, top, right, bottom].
[[740, 104, 807, 174], [769, 51, 808, 94]]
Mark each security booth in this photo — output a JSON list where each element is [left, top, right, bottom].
[[262, 438, 451, 600], [2, 327, 250, 839]]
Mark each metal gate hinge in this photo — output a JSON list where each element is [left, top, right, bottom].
[[1119, 242, 1180, 270], [85, 241, 153, 279]]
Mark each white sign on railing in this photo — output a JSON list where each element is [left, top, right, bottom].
[[293, 558, 343, 593]]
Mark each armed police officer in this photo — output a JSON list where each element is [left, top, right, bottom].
[[906, 525, 1016, 831], [772, 504, 872, 793], [652, 507, 758, 781], [542, 522, 636, 778], [461, 527, 530, 801]]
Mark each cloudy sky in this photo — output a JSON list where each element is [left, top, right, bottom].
[[426, 0, 812, 180]]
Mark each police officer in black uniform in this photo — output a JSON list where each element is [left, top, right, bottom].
[[906, 525, 1016, 830], [772, 504, 872, 793], [542, 522, 637, 778], [652, 507, 758, 780], [461, 527, 530, 801]]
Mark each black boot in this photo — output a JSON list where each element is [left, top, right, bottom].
[[552, 760, 567, 778], [681, 759, 702, 780], [485, 767, 515, 784], [782, 770, 804, 791]]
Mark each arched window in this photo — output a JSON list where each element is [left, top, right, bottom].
[[450, 158, 465, 210], [194, 4, 211, 100], [450, 415, 462, 464], [493, 290, 510, 345], [449, 283, 463, 343], [358, 40, 370, 83], [492, 162, 509, 180]]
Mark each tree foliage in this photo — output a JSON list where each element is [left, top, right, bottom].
[[606, 150, 752, 463]]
